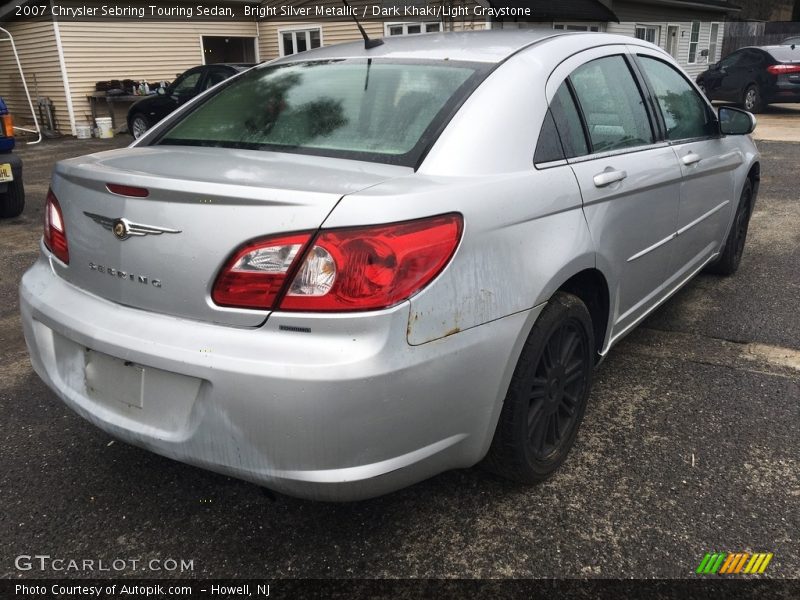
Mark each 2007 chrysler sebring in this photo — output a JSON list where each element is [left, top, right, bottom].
[[21, 31, 760, 501]]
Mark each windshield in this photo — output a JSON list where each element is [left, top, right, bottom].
[[155, 59, 486, 167]]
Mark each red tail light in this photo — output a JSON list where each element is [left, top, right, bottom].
[[212, 214, 463, 312], [212, 233, 312, 310], [1, 114, 13, 138], [43, 188, 69, 264], [767, 63, 800, 75]]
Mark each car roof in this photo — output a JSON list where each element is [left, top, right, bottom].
[[741, 45, 800, 62], [208, 63, 256, 70], [269, 30, 650, 65]]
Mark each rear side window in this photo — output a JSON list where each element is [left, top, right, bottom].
[[157, 59, 485, 167], [637, 56, 716, 141], [550, 83, 588, 158], [569, 56, 654, 152], [534, 110, 565, 164]]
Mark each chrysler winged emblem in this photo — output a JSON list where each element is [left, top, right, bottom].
[[84, 212, 182, 241]]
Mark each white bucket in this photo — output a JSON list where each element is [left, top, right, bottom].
[[75, 123, 92, 139], [95, 117, 114, 139]]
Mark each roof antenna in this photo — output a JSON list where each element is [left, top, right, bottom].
[[342, 0, 384, 49]]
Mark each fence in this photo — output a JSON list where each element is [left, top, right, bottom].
[[721, 21, 800, 59]]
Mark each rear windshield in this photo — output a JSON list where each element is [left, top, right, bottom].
[[766, 47, 800, 62], [156, 59, 487, 167]]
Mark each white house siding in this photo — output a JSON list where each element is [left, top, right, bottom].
[[258, 19, 383, 60], [609, 2, 728, 78], [57, 20, 259, 134], [256, 0, 487, 61], [0, 19, 69, 132]]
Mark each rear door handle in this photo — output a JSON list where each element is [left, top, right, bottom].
[[681, 152, 702, 166], [593, 169, 627, 187]]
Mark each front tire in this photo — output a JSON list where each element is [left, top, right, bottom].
[[130, 113, 150, 139], [484, 292, 595, 484], [0, 177, 25, 218], [706, 179, 754, 276]]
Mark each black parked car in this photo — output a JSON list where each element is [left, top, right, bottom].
[[697, 45, 800, 113], [127, 63, 253, 139], [0, 97, 24, 219]]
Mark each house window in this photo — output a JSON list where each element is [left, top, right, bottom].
[[635, 25, 659, 45], [708, 23, 720, 63], [279, 28, 322, 56], [688, 21, 701, 63], [553, 23, 601, 32], [385, 22, 441, 36]]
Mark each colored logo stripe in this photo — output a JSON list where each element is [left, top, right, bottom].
[[744, 553, 774, 574], [696, 552, 773, 575], [696, 553, 726, 574]]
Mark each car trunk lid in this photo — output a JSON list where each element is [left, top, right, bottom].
[[51, 146, 409, 327]]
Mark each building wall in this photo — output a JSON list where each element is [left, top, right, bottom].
[[257, 16, 487, 61], [57, 20, 259, 134], [606, 20, 725, 77], [610, 2, 727, 77], [0, 19, 68, 133]]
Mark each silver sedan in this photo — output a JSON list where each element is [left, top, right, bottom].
[[20, 30, 760, 500]]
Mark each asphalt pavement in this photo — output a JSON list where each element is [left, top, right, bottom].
[[1, 135, 797, 580]]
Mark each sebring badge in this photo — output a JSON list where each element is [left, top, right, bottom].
[[84, 212, 181, 241]]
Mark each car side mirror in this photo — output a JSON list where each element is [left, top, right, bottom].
[[718, 106, 756, 135], [157, 87, 166, 96], [709, 62, 720, 71]]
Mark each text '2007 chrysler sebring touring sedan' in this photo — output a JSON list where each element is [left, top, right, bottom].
[[20, 31, 760, 501]]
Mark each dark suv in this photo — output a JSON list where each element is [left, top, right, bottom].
[[697, 45, 800, 112], [0, 97, 24, 218]]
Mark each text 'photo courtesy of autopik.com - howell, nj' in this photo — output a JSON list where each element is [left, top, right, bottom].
[[1, 0, 799, 598]]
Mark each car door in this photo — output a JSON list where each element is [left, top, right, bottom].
[[547, 48, 684, 342], [709, 50, 746, 101], [633, 51, 743, 279], [720, 50, 762, 101]]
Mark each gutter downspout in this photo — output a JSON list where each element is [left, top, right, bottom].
[[52, 19, 77, 136]]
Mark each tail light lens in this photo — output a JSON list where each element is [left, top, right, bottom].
[[767, 63, 800, 75], [282, 214, 462, 311], [212, 233, 311, 310], [1, 114, 13, 138], [212, 213, 463, 312], [43, 188, 69, 264]]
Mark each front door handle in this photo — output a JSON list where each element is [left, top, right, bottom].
[[682, 152, 702, 166], [593, 169, 627, 187]]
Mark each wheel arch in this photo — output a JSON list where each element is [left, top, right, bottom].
[[747, 161, 761, 201], [556, 268, 611, 360]]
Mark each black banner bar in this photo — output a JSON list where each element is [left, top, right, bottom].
[[3, 579, 800, 600]]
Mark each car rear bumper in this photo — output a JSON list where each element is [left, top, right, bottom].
[[767, 90, 800, 103], [20, 253, 538, 501]]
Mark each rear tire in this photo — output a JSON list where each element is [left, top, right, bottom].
[[742, 84, 765, 113], [484, 292, 594, 484], [0, 177, 25, 219], [706, 179, 753, 276]]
